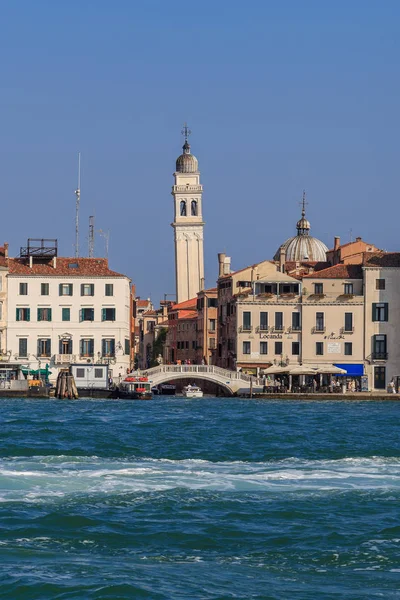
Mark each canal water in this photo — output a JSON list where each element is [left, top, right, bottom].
[[0, 397, 399, 599]]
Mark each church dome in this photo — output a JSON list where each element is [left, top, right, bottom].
[[176, 140, 198, 173], [273, 195, 328, 262]]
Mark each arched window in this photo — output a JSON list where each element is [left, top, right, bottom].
[[191, 200, 197, 216], [180, 200, 187, 216]]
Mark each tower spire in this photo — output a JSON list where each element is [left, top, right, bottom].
[[181, 122, 192, 154], [296, 190, 310, 236]]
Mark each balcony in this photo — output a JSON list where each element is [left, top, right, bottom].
[[55, 354, 76, 364], [288, 325, 302, 332], [340, 326, 354, 334], [272, 326, 284, 333], [371, 352, 388, 360], [238, 325, 253, 333], [256, 325, 270, 333], [312, 326, 326, 334]]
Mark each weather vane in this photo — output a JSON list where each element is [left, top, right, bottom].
[[181, 122, 191, 142]]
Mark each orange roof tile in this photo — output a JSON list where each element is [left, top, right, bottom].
[[143, 310, 157, 316], [8, 257, 126, 277], [363, 252, 400, 267], [303, 264, 363, 279], [136, 299, 151, 307], [170, 298, 197, 310]]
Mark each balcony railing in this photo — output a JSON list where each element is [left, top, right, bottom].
[[288, 325, 302, 332], [371, 352, 388, 360], [272, 325, 284, 332], [255, 325, 270, 333], [312, 326, 326, 333], [341, 326, 354, 334], [238, 325, 253, 333]]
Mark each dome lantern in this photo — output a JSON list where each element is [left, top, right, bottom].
[[175, 122, 199, 173]]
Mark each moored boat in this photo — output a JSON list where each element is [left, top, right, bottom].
[[118, 376, 152, 400], [182, 384, 203, 398], [159, 383, 176, 395]]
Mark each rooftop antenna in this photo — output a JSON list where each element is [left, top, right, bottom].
[[88, 215, 95, 258], [74, 153, 81, 258], [98, 229, 110, 259]]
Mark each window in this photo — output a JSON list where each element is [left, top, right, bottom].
[[95, 368, 104, 378], [102, 308, 116, 321], [147, 320, 155, 332], [242, 312, 251, 330], [185, 341, 189, 349], [19, 282, 28, 295], [80, 308, 94, 322], [344, 313, 353, 332], [373, 335, 387, 359], [314, 283, 323, 295], [344, 342, 353, 356], [243, 341, 251, 354], [37, 338, 51, 357], [80, 339, 94, 357], [37, 308, 52, 322], [81, 284, 95, 296], [69, 262, 79, 269], [259, 312, 268, 331], [209, 338, 216, 349], [105, 284, 114, 296], [275, 341, 283, 355], [59, 284, 73, 296], [260, 341, 268, 354], [59, 339, 72, 354], [316, 342, 324, 355], [180, 200, 187, 216], [191, 200, 197, 215], [192, 341, 196, 349], [344, 283, 353, 295], [41, 283, 49, 296], [62, 308, 70, 321], [124, 339, 130, 355], [0, 303, 2, 320], [209, 319, 216, 331], [315, 312, 324, 331], [372, 303, 389, 322], [76, 368, 85, 378], [292, 312, 301, 331], [102, 338, 115, 357], [18, 338, 28, 357], [207, 298, 217, 307], [292, 342, 300, 355], [275, 312, 283, 331], [16, 308, 30, 321], [376, 279, 385, 290]]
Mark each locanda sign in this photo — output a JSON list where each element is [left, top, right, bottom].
[[260, 334, 283, 339]]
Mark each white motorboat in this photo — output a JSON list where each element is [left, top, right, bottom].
[[182, 384, 203, 398]]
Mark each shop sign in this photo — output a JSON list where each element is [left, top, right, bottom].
[[260, 333, 283, 339], [324, 334, 344, 340]]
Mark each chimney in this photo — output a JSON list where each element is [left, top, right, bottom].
[[334, 236, 340, 251], [356, 236, 362, 242], [218, 253, 226, 278], [29, 256, 33, 268], [279, 245, 285, 272], [52, 256, 57, 268], [4, 243, 8, 258], [223, 256, 231, 275]]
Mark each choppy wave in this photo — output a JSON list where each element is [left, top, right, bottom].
[[0, 455, 399, 502]]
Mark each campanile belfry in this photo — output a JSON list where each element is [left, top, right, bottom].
[[171, 125, 205, 303]]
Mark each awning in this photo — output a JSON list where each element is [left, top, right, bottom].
[[334, 364, 364, 377]]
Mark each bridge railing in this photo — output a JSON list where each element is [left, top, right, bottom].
[[139, 365, 263, 386]]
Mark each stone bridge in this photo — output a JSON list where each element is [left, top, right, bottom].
[[139, 365, 264, 396]]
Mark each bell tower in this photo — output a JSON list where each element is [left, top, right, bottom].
[[171, 124, 205, 303]]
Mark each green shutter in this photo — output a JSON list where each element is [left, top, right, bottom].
[[90, 284, 94, 296], [79, 309, 82, 322], [112, 308, 116, 321], [48, 308, 52, 322], [59, 283, 63, 296], [372, 303, 376, 322], [26, 308, 30, 322], [81, 284, 84, 296], [16, 308, 20, 321], [102, 308, 106, 321], [37, 308, 41, 321], [385, 303, 389, 322]]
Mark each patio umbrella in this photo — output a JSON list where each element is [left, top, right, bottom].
[[288, 365, 320, 375], [263, 365, 290, 374], [317, 365, 347, 374]]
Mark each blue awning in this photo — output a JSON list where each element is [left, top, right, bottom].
[[334, 364, 364, 376]]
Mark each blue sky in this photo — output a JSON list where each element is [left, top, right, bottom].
[[1, 1, 399, 302]]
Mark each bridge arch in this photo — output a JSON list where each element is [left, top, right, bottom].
[[147, 371, 234, 396]]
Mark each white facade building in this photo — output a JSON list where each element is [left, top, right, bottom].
[[7, 253, 131, 384], [171, 127, 205, 303]]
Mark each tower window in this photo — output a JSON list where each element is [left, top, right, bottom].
[[191, 200, 197, 216], [180, 200, 187, 216]]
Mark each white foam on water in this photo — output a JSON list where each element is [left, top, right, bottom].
[[0, 455, 399, 501]]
